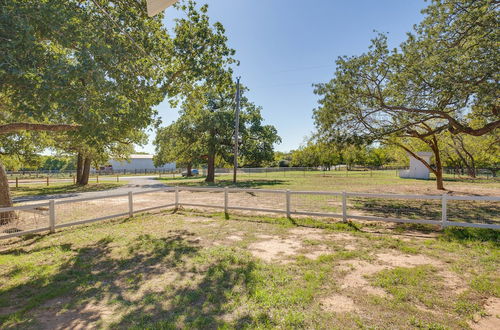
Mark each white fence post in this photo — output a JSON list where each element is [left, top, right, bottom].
[[175, 186, 179, 209], [342, 192, 347, 222], [224, 187, 229, 214], [441, 194, 447, 229], [286, 190, 291, 218], [49, 200, 56, 233], [128, 191, 134, 217]]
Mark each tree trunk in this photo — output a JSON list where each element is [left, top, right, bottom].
[[0, 162, 16, 225], [79, 157, 91, 185], [76, 152, 84, 184], [205, 153, 215, 183], [431, 138, 445, 190], [186, 163, 192, 177]]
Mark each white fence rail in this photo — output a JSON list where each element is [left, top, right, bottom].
[[1, 187, 499, 240]]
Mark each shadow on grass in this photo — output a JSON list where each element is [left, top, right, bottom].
[[351, 198, 499, 225], [0, 232, 201, 328], [0, 230, 275, 328], [160, 177, 288, 188], [442, 227, 500, 245], [109, 248, 263, 328], [12, 183, 124, 201]]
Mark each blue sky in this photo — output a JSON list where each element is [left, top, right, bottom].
[[137, 0, 426, 154]]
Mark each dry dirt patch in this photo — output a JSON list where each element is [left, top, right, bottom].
[[375, 252, 441, 268], [248, 237, 303, 263], [319, 294, 357, 313], [471, 297, 500, 330], [338, 260, 388, 296], [36, 298, 117, 330]]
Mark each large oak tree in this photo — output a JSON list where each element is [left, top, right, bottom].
[[313, 0, 499, 190], [0, 0, 237, 222]]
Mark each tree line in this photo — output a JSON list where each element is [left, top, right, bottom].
[[311, 0, 499, 189], [1, 1, 277, 222]]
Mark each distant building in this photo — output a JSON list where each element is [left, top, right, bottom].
[[399, 152, 433, 179], [104, 154, 175, 172]]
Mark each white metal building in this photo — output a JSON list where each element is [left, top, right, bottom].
[[107, 154, 175, 171], [399, 152, 433, 179]]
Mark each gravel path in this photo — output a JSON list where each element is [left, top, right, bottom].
[[14, 176, 169, 203]]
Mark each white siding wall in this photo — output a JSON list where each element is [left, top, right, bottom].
[[108, 158, 175, 171]]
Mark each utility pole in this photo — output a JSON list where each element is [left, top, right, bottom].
[[233, 77, 241, 184]]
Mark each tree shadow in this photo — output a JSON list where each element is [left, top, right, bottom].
[[159, 177, 288, 188], [351, 197, 499, 225], [109, 248, 262, 328], [0, 231, 201, 328]]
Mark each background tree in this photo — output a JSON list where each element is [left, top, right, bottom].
[[154, 121, 204, 176], [154, 84, 281, 182], [0, 0, 237, 217], [313, 0, 499, 189]]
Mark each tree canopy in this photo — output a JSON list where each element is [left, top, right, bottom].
[[313, 0, 499, 189]]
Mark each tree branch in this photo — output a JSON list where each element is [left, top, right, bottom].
[[0, 123, 80, 135]]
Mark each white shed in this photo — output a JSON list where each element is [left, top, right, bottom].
[[399, 152, 433, 180], [107, 154, 175, 172]]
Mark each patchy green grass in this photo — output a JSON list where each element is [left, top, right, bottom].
[[10, 182, 127, 198], [159, 171, 500, 225], [0, 209, 498, 329], [158, 170, 500, 195]]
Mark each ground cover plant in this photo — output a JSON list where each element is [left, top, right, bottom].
[[0, 208, 498, 329]]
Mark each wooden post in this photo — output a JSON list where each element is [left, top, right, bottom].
[[96, 175, 99, 183], [224, 187, 229, 214], [441, 194, 447, 229], [286, 190, 291, 218], [73, 175, 76, 184], [49, 200, 56, 233], [46, 176, 49, 186], [175, 186, 179, 209], [128, 191, 134, 218], [15, 177, 18, 188], [342, 192, 347, 222], [116, 175, 119, 182]]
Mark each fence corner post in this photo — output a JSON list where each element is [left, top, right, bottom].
[[286, 189, 291, 218], [175, 186, 179, 210], [224, 187, 229, 214], [342, 191, 347, 223], [441, 194, 447, 229], [128, 191, 134, 218], [49, 200, 56, 233]]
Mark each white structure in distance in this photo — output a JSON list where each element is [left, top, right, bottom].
[[105, 154, 175, 172], [399, 152, 433, 180]]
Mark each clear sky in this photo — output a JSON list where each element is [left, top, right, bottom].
[[137, 0, 427, 154]]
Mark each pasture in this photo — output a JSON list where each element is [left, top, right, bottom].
[[0, 209, 498, 329], [159, 169, 500, 196]]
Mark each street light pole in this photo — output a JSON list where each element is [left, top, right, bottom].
[[233, 77, 241, 184]]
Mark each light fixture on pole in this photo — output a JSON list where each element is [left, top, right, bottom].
[[146, 0, 178, 17]]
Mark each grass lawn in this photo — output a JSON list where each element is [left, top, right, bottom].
[[158, 170, 500, 196], [10, 182, 127, 198], [0, 209, 498, 329]]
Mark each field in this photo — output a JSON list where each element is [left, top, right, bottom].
[[0, 209, 499, 329], [10, 182, 126, 199], [159, 170, 500, 196], [158, 170, 500, 226]]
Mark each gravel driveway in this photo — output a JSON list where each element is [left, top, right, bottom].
[[14, 176, 169, 203]]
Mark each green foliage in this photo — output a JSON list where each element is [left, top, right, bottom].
[[1, 0, 239, 168], [155, 84, 281, 172], [312, 0, 499, 184]]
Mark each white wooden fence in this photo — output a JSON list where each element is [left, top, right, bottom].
[[1, 187, 499, 240]]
